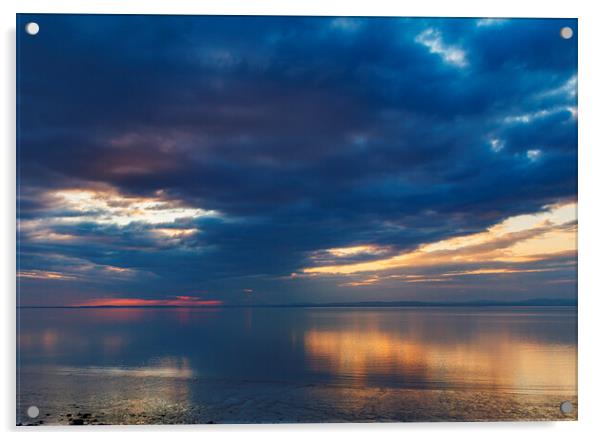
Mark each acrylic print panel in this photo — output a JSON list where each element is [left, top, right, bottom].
[[16, 14, 578, 425]]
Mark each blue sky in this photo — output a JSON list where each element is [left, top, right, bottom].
[[17, 15, 577, 306]]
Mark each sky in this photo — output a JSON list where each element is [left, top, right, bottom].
[[17, 15, 577, 306]]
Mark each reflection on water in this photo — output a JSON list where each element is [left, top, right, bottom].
[[304, 329, 576, 392], [304, 311, 576, 392], [55, 357, 195, 379], [17, 307, 577, 424]]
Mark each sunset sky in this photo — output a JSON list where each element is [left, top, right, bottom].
[[17, 15, 577, 306]]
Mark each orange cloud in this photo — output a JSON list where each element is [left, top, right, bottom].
[[17, 270, 77, 280], [302, 202, 577, 280], [338, 267, 562, 287]]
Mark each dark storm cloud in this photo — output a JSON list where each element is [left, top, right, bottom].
[[17, 15, 577, 305]]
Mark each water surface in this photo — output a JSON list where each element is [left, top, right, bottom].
[[17, 307, 577, 424]]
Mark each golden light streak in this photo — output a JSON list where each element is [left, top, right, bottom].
[[103, 265, 136, 274], [326, 245, 386, 257], [342, 276, 382, 287], [339, 269, 554, 287], [17, 270, 77, 280], [303, 202, 576, 276], [432, 267, 557, 277]]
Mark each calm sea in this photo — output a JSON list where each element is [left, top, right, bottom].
[[17, 306, 577, 424]]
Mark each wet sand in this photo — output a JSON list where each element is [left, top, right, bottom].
[[17, 372, 577, 425]]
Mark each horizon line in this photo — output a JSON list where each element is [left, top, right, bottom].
[[17, 298, 577, 309]]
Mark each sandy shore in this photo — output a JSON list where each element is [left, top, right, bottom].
[[17, 373, 577, 425]]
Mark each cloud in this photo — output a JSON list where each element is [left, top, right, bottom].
[[489, 138, 505, 153], [330, 18, 362, 32], [302, 202, 576, 277], [527, 149, 543, 162], [16, 15, 577, 305], [17, 270, 77, 281], [476, 18, 508, 27], [415, 28, 468, 67], [49, 188, 216, 226]]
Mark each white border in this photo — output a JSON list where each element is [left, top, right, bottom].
[[2, 1, 601, 439]]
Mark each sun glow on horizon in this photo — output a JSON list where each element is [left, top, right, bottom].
[[73, 297, 223, 307]]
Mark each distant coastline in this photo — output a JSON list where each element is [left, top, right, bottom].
[[18, 298, 577, 309]]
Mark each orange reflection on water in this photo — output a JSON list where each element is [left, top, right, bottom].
[[19, 329, 63, 354], [41, 329, 59, 351], [304, 322, 576, 393]]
